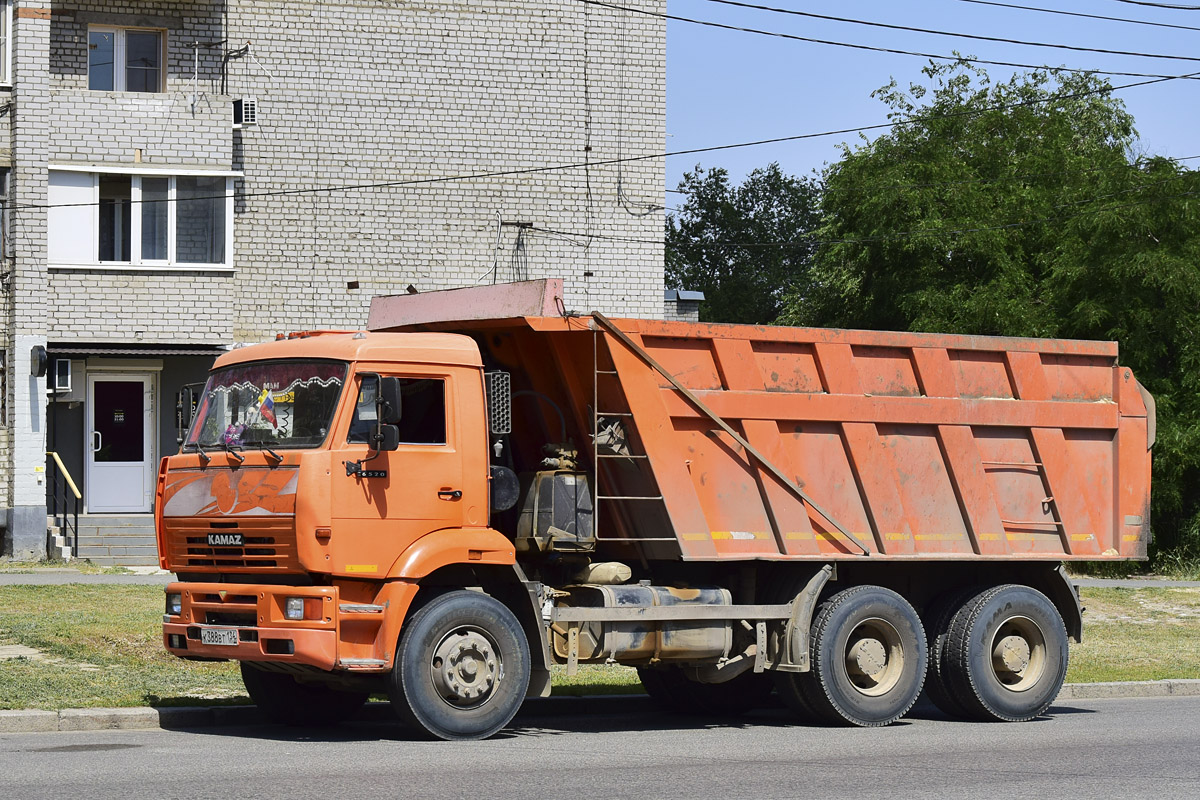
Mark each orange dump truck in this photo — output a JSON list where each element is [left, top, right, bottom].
[[159, 279, 1153, 739]]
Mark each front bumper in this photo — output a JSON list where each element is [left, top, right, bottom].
[[162, 582, 338, 670]]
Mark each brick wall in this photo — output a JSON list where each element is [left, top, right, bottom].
[[41, 0, 666, 344], [7, 0, 52, 556], [48, 91, 232, 166]]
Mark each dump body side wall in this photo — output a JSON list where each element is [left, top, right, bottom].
[[394, 316, 1151, 563]]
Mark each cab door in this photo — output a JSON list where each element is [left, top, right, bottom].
[[329, 371, 467, 575]]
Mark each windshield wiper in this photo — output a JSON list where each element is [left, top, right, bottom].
[[243, 440, 283, 462], [188, 441, 212, 465], [222, 440, 246, 464]]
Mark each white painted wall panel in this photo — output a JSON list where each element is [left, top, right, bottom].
[[48, 170, 94, 264]]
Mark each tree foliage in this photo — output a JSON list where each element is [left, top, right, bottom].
[[666, 163, 819, 324], [778, 61, 1200, 561]]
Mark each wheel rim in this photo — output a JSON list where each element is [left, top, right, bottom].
[[990, 615, 1046, 692], [843, 617, 905, 697], [430, 625, 504, 710]]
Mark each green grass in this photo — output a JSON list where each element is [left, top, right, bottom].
[[0, 586, 244, 710], [1066, 587, 1200, 683], [1, 584, 1197, 711]]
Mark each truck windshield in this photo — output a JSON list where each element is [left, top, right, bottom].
[[186, 360, 348, 449]]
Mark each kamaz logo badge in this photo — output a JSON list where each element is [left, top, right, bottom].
[[207, 533, 244, 547]]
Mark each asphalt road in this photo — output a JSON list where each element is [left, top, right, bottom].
[[1, 696, 1197, 800]]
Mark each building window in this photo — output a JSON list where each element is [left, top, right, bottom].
[[48, 170, 233, 270], [1, 1, 12, 85], [0, 169, 9, 259], [88, 27, 164, 93]]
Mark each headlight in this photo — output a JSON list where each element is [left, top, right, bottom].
[[166, 593, 182, 616], [285, 597, 305, 620]]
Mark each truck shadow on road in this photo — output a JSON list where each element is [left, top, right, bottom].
[[168, 700, 1094, 743]]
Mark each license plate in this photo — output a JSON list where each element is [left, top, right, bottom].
[[200, 628, 239, 646]]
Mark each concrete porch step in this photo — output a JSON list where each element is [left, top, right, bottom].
[[77, 543, 159, 557], [74, 553, 161, 567], [73, 534, 156, 547], [66, 516, 159, 566]]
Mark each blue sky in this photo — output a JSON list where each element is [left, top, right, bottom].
[[665, 0, 1200, 189]]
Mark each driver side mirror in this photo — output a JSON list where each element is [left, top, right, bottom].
[[378, 377, 402, 425]]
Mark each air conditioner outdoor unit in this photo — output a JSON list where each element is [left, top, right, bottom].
[[233, 97, 258, 128]]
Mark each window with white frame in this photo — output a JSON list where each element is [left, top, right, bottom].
[[0, 168, 9, 259], [1, 1, 12, 85], [88, 26, 164, 92], [48, 170, 233, 269]]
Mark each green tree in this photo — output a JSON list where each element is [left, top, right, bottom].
[[666, 163, 819, 324], [781, 61, 1200, 564]]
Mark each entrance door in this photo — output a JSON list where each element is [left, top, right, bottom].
[[86, 374, 154, 513]]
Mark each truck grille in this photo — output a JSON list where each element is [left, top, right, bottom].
[[162, 518, 300, 572]]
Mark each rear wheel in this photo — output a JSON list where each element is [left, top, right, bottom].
[[923, 586, 981, 719], [240, 663, 368, 727], [389, 590, 530, 740], [943, 585, 1068, 722], [781, 585, 927, 727], [638, 665, 774, 716]]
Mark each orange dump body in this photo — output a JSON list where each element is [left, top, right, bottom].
[[376, 306, 1152, 564]]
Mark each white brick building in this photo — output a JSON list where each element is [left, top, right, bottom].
[[1, 0, 669, 559]]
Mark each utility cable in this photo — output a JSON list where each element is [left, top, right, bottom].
[[18, 68, 1198, 213], [951, 0, 1200, 32], [694, 0, 1200, 64], [666, 154, 1200, 195], [550, 178, 1199, 248], [1110, 1, 1200, 10], [579, 0, 1200, 80]]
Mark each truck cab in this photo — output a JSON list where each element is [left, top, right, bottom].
[[160, 332, 528, 736]]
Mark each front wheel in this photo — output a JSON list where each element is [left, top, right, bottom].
[[942, 585, 1068, 722], [781, 585, 927, 727], [389, 590, 530, 741], [240, 663, 368, 727]]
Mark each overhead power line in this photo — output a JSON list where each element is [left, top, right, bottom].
[[577, 0, 1200, 81], [1110, 1, 1200, 10], [951, 0, 1200, 32], [665, 154, 1200, 195], [695, 0, 1200, 64], [17, 67, 1197, 213], [552, 181, 1200, 249]]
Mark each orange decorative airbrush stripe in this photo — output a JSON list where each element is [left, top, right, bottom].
[[161, 468, 298, 517]]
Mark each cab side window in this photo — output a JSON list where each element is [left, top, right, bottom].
[[347, 377, 379, 443], [349, 376, 446, 445], [396, 378, 446, 444]]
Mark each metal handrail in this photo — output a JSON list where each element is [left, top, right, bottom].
[[47, 452, 81, 499], [46, 451, 81, 559]]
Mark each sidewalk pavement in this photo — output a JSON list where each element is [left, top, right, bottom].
[[3, 568, 1198, 588], [1, 681, 1198, 734], [0, 567, 175, 586]]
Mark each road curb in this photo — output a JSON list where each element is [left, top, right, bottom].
[[2, 682, 1197, 734], [1057, 679, 1200, 700]]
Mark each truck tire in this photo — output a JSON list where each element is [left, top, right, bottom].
[[240, 663, 368, 727], [943, 584, 1069, 722], [785, 585, 927, 727], [389, 590, 530, 741], [638, 665, 774, 716], [923, 586, 982, 719]]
